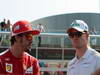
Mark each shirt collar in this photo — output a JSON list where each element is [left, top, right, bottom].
[[74, 47, 94, 60], [82, 47, 94, 59]]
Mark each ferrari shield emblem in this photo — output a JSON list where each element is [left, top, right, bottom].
[[6, 63, 13, 73]]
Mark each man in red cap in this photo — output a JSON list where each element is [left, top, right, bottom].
[[0, 20, 40, 75]]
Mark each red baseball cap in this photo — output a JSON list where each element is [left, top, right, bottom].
[[11, 20, 40, 36]]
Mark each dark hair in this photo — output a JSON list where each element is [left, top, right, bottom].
[[10, 33, 23, 45], [10, 36, 16, 45]]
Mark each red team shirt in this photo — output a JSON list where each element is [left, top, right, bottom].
[[0, 49, 40, 75]]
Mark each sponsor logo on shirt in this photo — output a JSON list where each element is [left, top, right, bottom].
[[6, 63, 13, 73], [5, 58, 10, 61], [25, 66, 33, 74]]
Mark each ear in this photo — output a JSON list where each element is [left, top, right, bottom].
[[86, 32, 89, 40], [15, 36, 22, 42]]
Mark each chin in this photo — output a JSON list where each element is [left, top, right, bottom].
[[27, 47, 32, 51]]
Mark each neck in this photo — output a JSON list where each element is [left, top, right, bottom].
[[75, 46, 88, 59], [10, 44, 24, 58]]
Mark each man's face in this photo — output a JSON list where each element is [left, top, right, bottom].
[[68, 29, 88, 49], [20, 33, 34, 51]]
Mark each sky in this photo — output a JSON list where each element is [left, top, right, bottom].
[[0, 0, 100, 24]]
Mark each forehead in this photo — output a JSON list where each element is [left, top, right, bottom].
[[68, 28, 79, 33], [23, 32, 33, 35]]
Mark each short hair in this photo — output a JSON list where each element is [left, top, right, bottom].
[[10, 33, 23, 45], [10, 36, 16, 45]]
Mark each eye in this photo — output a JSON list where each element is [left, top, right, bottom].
[[25, 34, 33, 41], [68, 32, 83, 38]]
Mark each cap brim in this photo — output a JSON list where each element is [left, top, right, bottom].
[[31, 30, 40, 35], [11, 30, 40, 36], [67, 27, 84, 33]]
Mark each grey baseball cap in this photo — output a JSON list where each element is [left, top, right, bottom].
[[67, 20, 89, 33]]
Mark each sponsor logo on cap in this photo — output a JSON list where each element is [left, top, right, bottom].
[[14, 25, 20, 31]]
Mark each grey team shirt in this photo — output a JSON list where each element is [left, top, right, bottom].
[[67, 48, 100, 75]]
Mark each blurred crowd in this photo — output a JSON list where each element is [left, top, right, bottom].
[[0, 18, 12, 31], [0, 18, 12, 46], [39, 61, 66, 75]]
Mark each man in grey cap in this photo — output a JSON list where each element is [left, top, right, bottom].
[[66, 20, 100, 75]]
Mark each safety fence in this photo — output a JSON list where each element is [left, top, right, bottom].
[[0, 32, 100, 75]]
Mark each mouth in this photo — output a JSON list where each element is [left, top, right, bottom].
[[28, 41, 32, 45], [25, 45, 32, 52], [28, 44, 32, 48]]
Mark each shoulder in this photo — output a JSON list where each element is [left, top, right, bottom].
[[0, 50, 10, 62], [89, 49, 100, 66], [24, 52, 39, 69], [24, 52, 38, 62], [94, 51, 100, 61], [0, 49, 9, 57], [92, 50, 100, 70], [90, 48, 100, 58]]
